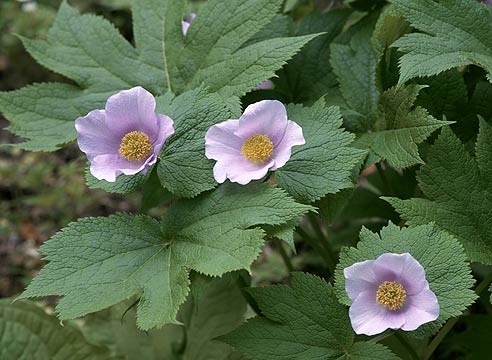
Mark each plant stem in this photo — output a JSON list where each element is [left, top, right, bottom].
[[367, 330, 394, 343], [375, 162, 394, 196], [422, 273, 492, 360], [295, 227, 335, 276], [307, 213, 337, 273], [394, 332, 419, 360], [272, 237, 294, 272]]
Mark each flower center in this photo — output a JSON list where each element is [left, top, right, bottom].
[[241, 134, 274, 164], [376, 281, 407, 310], [119, 131, 153, 161]]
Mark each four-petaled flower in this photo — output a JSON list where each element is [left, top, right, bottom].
[[204, 100, 305, 185], [75, 86, 174, 182], [344, 252, 439, 336]]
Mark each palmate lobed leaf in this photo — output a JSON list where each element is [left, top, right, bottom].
[[275, 100, 367, 203], [334, 222, 477, 338], [353, 85, 452, 168], [0, 300, 110, 360], [384, 121, 492, 265], [18, 183, 313, 330], [391, 0, 492, 84], [220, 272, 398, 360], [0, 0, 319, 151]]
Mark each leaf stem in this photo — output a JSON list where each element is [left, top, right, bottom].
[[422, 273, 492, 360], [367, 330, 394, 343], [307, 213, 337, 272], [394, 332, 420, 360], [375, 162, 394, 196], [295, 227, 335, 276], [272, 237, 294, 273]]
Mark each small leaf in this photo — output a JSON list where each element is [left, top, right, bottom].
[[275, 101, 366, 203], [156, 87, 240, 198]]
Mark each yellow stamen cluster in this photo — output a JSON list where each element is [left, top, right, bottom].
[[241, 134, 274, 164], [119, 131, 153, 161], [376, 281, 407, 310]]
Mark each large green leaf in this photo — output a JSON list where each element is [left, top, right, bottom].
[[353, 85, 452, 168], [391, 0, 492, 83], [19, 183, 313, 330], [335, 222, 477, 337], [1, 0, 319, 151], [384, 122, 492, 264], [275, 101, 366, 203], [220, 272, 398, 359], [0, 300, 109, 360]]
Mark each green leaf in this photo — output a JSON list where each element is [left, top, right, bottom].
[[220, 272, 398, 359], [1, 0, 319, 151], [353, 84, 452, 168], [0, 300, 109, 360], [334, 222, 477, 337], [274, 9, 350, 103], [82, 272, 248, 360], [0, 83, 113, 151], [391, 0, 492, 83], [85, 165, 149, 194], [156, 87, 240, 198], [384, 122, 492, 264], [20, 1, 164, 94], [275, 101, 367, 203], [330, 18, 379, 132], [19, 183, 313, 330]]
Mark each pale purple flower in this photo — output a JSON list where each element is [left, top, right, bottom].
[[483, 0, 492, 5], [344, 253, 439, 336], [75, 87, 174, 182], [205, 100, 305, 185], [182, 13, 197, 35]]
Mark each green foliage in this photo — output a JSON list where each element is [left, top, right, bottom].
[[86, 166, 149, 194], [275, 101, 367, 203], [220, 272, 398, 359], [19, 183, 312, 330], [335, 222, 477, 337], [156, 87, 240, 198], [392, 0, 492, 83], [353, 85, 452, 168], [331, 18, 379, 132], [82, 272, 248, 360], [0, 300, 109, 360], [1, 0, 318, 151], [274, 9, 350, 103], [384, 122, 492, 265]]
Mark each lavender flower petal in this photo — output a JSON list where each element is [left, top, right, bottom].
[[271, 120, 305, 170], [104, 86, 159, 139], [235, 100, 289, 146], [75, 110, 120, 161], [349, 291, 406, 335]]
